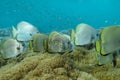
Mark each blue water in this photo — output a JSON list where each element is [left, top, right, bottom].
[[0, 0, 120, 33]]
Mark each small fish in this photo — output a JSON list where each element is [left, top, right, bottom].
[[75, 23, 97, 46], [60, 29, 75, 43], [12, 21, 39, 41], [0, 27, 12, 37], [0, 28, 12, 41], [0, 38, 23, 59], [60, 29, 71, 36]]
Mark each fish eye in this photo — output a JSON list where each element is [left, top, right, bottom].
[[22, 43, 25, 46], [68, 41, 70, 44], [30, 33, 32, 36], [96, 33, 99, 37], [17, 47, 20, 50]]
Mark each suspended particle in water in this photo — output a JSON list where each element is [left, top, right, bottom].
[[114, 21, 117, 24], [104, 20, 108, 23]]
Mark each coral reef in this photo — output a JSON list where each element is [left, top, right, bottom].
[[0, 47, 120, 80]]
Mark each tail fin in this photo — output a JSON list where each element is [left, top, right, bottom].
[[70, 29, 75, 43], [12, 26, 17, 38], [95, 40, 100, 52], [43, 39, 48, 52]]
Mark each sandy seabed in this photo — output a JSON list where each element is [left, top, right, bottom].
[[0, 47, 120, 80]]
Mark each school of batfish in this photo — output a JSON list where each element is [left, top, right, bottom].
[[0, 21, 119, 67]]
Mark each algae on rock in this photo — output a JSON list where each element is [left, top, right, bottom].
[[0, 49, 97, 80]]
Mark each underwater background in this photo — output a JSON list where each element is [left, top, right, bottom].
[[1, 1, 120, 80], [0, 0, 120, 33]]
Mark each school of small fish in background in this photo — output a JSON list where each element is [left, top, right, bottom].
[[0, 21, 120, 67]]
